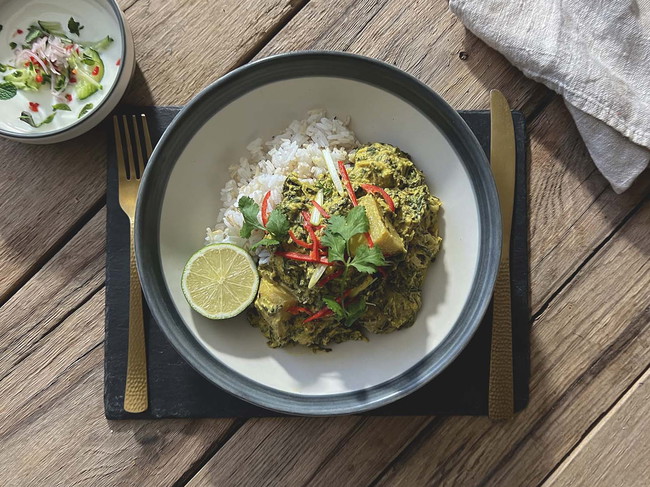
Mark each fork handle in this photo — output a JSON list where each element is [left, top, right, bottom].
[[124, 219, 148, 413], [488, 257, 514, 420]]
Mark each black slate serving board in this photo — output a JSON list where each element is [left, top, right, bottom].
[[105, 106, 529, 419]]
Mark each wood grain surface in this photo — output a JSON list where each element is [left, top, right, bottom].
[[0, 0, 647, 485]]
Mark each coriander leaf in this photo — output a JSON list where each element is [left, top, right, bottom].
[[25, 25, 44, 43], [0, 82, 17, 100], [19, 111, 55, 128], [9, 42, 17, 50], [52, 103, 71, 111], [265, 209, 289, 239], [325, 206, 368, 241], [322, 297, 345, 320], [0, 64, 7, 73], [250, 238, 279, 250], [78, 103, 93, 119], [68, 17, 84, 36], [321, 231, 346, 263], [341, 205, 369, 240], [344, 298, 366, 327], [350, 244, 386, 274], [237, 196, 265, 238]]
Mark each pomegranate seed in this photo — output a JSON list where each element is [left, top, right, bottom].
[[17, 29, 23, 34]]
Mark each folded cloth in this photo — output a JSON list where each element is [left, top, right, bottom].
[[449, 0, 650, 192]]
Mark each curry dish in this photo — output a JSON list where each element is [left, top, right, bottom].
[[249, 142, 442, 351]]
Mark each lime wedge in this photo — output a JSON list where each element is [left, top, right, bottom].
[[181, 244, 259, 319]]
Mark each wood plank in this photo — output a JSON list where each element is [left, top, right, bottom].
[[0, 0, 304, 302], [122, 0, 306, 106], [0, 290, 237, 487], [187, 416, 428, 486], [256, 0, 547, 115], [527, 98, 650, 310], [543, 366, 650, 487], [371, 202, 649, 487], [0, 209, 105, 380]]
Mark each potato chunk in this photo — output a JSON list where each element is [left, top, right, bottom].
[[351, 194, 405, 255]]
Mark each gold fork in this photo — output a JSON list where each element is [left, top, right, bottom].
[[113, 114, 153, 413]]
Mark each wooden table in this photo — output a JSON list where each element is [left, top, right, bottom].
[[1, 1, 648, 485]]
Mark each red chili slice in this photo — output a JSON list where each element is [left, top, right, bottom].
[[65, 94, 73, 102], [301, 210, 312, 225], [116, 58, 121, 66], [311, 200, 330, 219], [91, 65, 100, 76], [287, 306, 312, 315], [303, 307, 333, 323], [337, 160, 358, 206], [317, 268, 344, 287], [28, 102, 39, 112], [364, 232, 374, 248], [288, 230, 311, 249], [360, 183, 396, 212], [275, 251, 333, 265], [260, 191, 271, 226], [304, 224, 320, 260], [35, 74, 43, 83]]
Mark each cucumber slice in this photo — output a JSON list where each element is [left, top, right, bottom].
[[4, 69, 39, 91], [70, 49, 104, 100]]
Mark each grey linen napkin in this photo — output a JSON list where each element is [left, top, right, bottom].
[[449, 0, 650, 192]]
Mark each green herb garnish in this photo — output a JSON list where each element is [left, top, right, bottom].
[[25, 24, 45, 43], [9, 42, 17, 50], [321, 206, 386, 275], [78, 103, 93, 118], [0, 82, 17, 100], [323, 296, 367, 327], [20, 111, 55, 127], [68, 17, 84, 36], [38, 21, 67, 38], [237, 195, 289, 249], [52, 103, 71, 111]]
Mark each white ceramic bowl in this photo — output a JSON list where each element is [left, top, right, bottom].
[[0, 0, 134, 143], [136, 52, 501, 415]]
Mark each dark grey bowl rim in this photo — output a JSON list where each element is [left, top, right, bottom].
[[135, 51, 502, 416], [0, 0, 128, 140]]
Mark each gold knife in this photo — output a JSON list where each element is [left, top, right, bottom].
[[488, 90, 516, 420]]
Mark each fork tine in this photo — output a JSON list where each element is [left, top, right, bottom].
[[113, 116, 127, 182], [131, 115, 145, 179], [122, 115, 136, 180], [140, 114, 154, 159]]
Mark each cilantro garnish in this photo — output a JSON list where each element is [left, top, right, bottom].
[[321, 205, 386, 275], [19, 111, 55, 128], [323, 296, 367, 327], [68, 17, 84, 36], [237, 196, 289, 249]]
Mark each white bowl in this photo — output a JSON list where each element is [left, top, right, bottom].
[[0, 0, 134, 144], [136, 52, 501, 415]]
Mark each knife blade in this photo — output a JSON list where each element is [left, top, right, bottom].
[[488, 89, 516, 420]]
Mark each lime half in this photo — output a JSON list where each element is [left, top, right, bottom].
[[181, 244, 259, 319]]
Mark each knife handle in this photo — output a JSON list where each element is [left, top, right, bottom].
[[489, 257, 514, 420]]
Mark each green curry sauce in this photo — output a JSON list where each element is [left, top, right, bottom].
[[249, 143, 442, 351]]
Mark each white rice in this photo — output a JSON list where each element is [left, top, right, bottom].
[[205, 109, 359, 261]]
